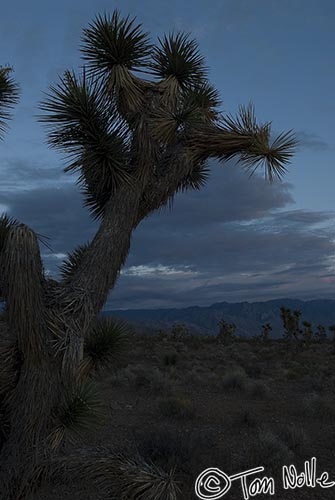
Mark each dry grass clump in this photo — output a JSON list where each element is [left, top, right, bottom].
[[158, 395, 195, 420], [111, 364, 172, 395]]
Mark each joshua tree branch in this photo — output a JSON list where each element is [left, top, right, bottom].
[[1, 224, 48, 361]]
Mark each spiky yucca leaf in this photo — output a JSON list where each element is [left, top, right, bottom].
[[151, 33, 207, 89], [0, 67, 19, 138], [50, 381, 104, 449], [59, 243, 90, 281], [81, 11, 152, 75], [80, 317, 129, 376], [40, 71, 133, 218]]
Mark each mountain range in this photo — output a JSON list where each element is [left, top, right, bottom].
[[103, 298, 335, 338]]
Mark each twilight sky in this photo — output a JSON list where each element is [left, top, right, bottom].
[[1, 0, 334, 309]]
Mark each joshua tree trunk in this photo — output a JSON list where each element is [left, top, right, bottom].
[[0, 151, 193, 498]]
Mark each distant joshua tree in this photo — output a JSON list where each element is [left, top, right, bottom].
[[252, 322, 272, 342], [329, 325, 335, 342], [217, 319, 237, 344], [314, 324, 328, 344], [170, 322, 190, 340], [280, 306, 302, 343], [0, 11, 297, 499], [329, 325, 335, 353], [260, 323, 272, 341], [302, 320, 313, 347]]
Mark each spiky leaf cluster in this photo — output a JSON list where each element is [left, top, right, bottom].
[[55, 450, 180, 500], [40, 71, 132, 217], [178, 161, 210, 192], [59, 243, 90, 281], [81, 11, 152, 75], [150, 33, 207, 88], [51, 381, 104, 448], [81, 317, 129, 375], [220, 104, 297, 181], [0, 67, 19, 138], [149, 84, 221, 146]]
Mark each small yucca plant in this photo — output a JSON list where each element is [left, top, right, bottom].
[[53, 450, 180, 500], [115, 454, 180, 500]]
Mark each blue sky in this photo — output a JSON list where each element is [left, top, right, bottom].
[[1, 0, 335, 309]]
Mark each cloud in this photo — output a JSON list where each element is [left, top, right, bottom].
[[106, 164, 335, 309], [297, 131, 334, 152], [1, 181, 97, 262], [1, 158, 334, 310], [122, 264, 198, 277]]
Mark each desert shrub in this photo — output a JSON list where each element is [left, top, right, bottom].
[[170, 323, 190, 341], [303, 393, 335, 420], [133, 427, 196, 474], [278, 424, 308, 455], [162, 351, 178, 367], [291, 372, 323, 391], [132, 426, 230, 492], [285, 363, 310, 381], [112, 364, 172, 395], [158, 395, 194, 419], [240, 357, 263, 378], [246, 380, 270, 399], [222, 369, 248, 392], [247, 429, 294, 471], [237, 409, 259, 428]]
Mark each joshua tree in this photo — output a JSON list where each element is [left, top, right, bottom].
[[302, 320, 313, 347], [170, 322, 190, 340], [259, 322, 272, 342], [0, 11, 297, 499], [280, 307, 302, 343], [329, 325, 335, 353], [314, 324, 328, 344], [217, 319, 237, 344]]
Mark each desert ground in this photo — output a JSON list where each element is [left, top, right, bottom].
[[40, 331, 335, 500]]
